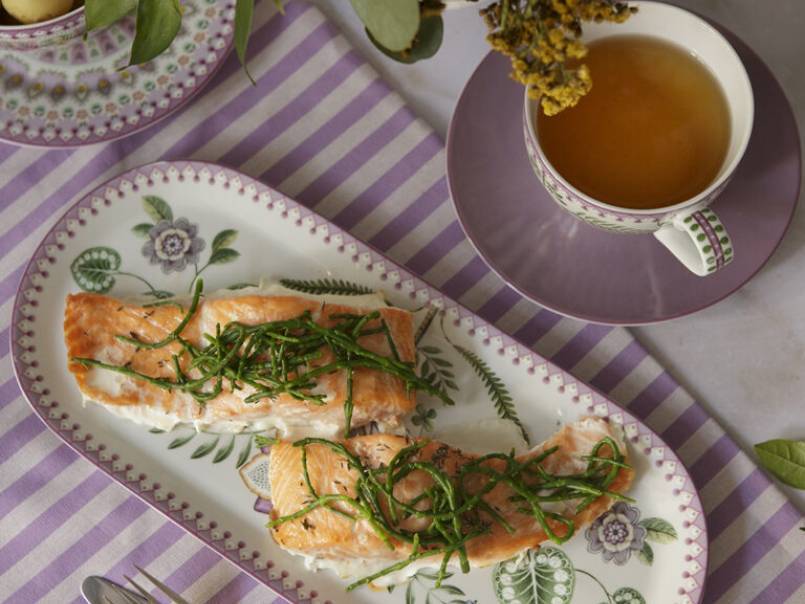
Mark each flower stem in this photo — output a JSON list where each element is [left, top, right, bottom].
[[575, 569, 613, 604], [115, 271, 162, 297]]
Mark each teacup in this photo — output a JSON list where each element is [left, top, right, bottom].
[[523, 1, 753, 277], [0, 4, 85, 51]]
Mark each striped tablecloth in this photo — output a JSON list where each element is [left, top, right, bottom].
[[0, 2, 802, 602]]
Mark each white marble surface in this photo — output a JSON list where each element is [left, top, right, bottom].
[[311, 0, 805, 509]]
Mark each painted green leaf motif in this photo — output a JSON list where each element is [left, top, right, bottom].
[[132, 223, 154, 238], [168, 432, 196, 449], [212, 229, 238, 253], [637, 542, 654, 565], [640, 517, 678, 543], [454, 345, 529, 444], [279, 277, 374, 296], [213, 435, 236, 463], [611, 587, 646, 604], [236, 436, 253, 468], [129, 0, 183, 66], [350, 0, 419, 52], [493, 548, 574, 604], [227, 282, 257, 290], [148, 428, 165, 434], [85, 0, 137, 31], [70, 247, 121, 293], [191, 437, 220, 459], [368, 14, 443, 64], [755, 439, 805, 488], [209, 248, 240, 265], [146, 290, 175, 299], [142, 195, 173, 222], [234, 0, 256, 84]]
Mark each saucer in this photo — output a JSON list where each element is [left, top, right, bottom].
[[0, 0, 233, 147], [446, 28, 801, 325]]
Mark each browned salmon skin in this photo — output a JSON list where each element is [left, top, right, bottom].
[[64, 291, 415, 434], [268, 417, 633, 576]]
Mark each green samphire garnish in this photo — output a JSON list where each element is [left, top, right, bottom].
[[269, 435, 633, 591], [72, 279, 454, 436]]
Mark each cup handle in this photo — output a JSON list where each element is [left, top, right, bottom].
[[653, 208, 733, 276]]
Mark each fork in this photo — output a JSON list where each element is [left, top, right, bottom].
[[123, 565, 191, 604]]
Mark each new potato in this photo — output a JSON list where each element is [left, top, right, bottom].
[[2, 0, 74, 24]]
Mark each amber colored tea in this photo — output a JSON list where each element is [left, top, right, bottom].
[[536, 35, 730, 210]]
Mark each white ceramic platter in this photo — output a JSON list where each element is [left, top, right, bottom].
[[11, 161, 707, 604]]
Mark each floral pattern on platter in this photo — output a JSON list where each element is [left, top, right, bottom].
[[0, 0, 233, 146], [0, 7, 85, 50], [70, 194, 240, 297], [493, 547, 646, 604], [586, 502, 678, 566]]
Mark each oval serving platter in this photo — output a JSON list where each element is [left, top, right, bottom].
[[11, 161, 707, 604]]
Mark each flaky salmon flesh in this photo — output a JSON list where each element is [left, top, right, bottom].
[[268, 417, 633, 578], [64, 288, 415, 435]]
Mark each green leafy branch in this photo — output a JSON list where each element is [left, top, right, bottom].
[[418, 345, 458, 396], [279, 277, 375, 297]]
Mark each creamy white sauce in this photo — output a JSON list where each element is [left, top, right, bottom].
[[431, 418, 529, 455], [297, 553, 455, 586]]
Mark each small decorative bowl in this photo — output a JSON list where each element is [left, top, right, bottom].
[[0, 3, 85, 51]]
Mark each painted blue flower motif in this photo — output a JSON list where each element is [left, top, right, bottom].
[[586, 502, 647, 565], [142, 217, 205, 274]]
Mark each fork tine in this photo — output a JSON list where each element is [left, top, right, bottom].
[[133, 565, 191, 604], [124, 575, 160, 604]]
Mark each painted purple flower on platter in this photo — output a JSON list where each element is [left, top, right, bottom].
[[142, 217, 205, 274], [586, 502, 647, 565]]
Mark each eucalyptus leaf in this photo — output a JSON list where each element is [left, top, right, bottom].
[[755, 439, 805, 488], [212, 229, 238, 253], [209, 248, 240, 265], [368, 14, 443, 64], [70, 247, 121, 293], [85, 0, 137, 31], [640, 517, 678, 543], [132, 223, 154, 238], [142, 195, 173, 222], [129, 0, 183, 66], [492, 548, 575, 604], [350, 0, 420, 52], [234, 0, 256, 84]]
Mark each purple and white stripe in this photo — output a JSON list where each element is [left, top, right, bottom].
[[0, 1, 802, 603]]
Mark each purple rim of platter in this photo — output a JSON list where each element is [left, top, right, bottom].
[[11, 161, 709, 603], [446, 25, 801, 325], [0, 5, 85, 49], [0, 3, 234, 148]]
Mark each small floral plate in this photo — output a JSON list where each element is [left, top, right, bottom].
[[0, 0, 233, 147], [11, 161, 708, 603]]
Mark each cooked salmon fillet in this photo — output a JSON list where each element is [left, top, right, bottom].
[[64, 288, 415, 435], [267, 417, 633, 580]]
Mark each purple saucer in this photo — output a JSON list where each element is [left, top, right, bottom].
[[446, 30, 801, 325]]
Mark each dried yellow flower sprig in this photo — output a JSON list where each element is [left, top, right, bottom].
[[481, 0, 635, 115]]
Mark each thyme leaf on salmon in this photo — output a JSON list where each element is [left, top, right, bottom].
[[268, 434, 633, 591], [71, 280, 454, 436]]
